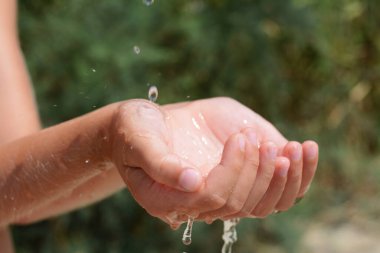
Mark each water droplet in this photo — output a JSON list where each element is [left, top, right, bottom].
[[53, 104, 58, 107], [221, 219, 240, 253], [92, 68, 96, 73], [243, 119, 248, 125], [85, 159, 90, 164], [205, 217, 215, 224], [143, 0, 154, 6], [186, 95, 191, 99], [201, 136, 208, 146], [148, 85, 158, 102], [182, 216, 194, 245], [133, 45, 141, 54], [192, 117, 201, 130], [198, 112, 205, 121]]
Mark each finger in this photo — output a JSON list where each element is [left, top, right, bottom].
[[251, 157, 289, 218], [276, 141, 303, 211], [117, 101, 202, 192], [238, 141, 277, 216], [298, 141, 319, 197], [198, 129, 259, 220], [123, 132, 247, 221]]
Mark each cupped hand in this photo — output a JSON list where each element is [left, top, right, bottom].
[[110, 97, 318, 225]]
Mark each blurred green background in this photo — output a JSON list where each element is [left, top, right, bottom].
[[12, 0, 380, 252]]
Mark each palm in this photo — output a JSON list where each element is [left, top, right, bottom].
[[161, 97, 286, 176], [116, 98, 318, 224]]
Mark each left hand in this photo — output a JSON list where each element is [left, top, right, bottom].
[[110, 97, 318, 225]]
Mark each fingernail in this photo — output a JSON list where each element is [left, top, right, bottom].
[[179, 168, 202, 192], [291, 146, 302, 161], [267, 143, 278, 159], [246, 131, 259, 148], [238, 134, 246, 152], [306, 144, 318, 160], [279, 164, 289, 177]]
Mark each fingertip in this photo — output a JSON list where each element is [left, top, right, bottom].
[[221, 133, 247, 167], [263, 141, 278, 160], [302, 140, 319, 161], [178, 168, 203, 192], [242, 128, 259, 148], [275, 157, 290, 177]]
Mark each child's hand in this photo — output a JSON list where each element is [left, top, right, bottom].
[[110, 97, 318, 225]]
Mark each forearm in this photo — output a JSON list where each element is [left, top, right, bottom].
[[0, 24, 41, 142], [0, 102, 120, 226], [16, 168, 125, 224]]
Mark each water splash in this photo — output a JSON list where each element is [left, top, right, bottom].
[[133, 45, 141, 54], [191, 117, 201, 130], [221, 218, 240, 253], [182, 216, 194, 245], [148, 85, 158, 102], [143, 0, 154, 6]]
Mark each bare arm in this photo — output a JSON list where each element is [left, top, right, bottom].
[[0, 0, 41, 142], [0, 0, 126, 225], [0, 0, 40, 251], [0, 103, 124, 227]]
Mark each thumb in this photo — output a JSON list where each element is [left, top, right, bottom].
[[118, 100, 203, 192]]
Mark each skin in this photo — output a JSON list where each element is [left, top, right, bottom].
[[0, 98, 319, 226], [0, 0, 319, 251], [0, 0, 41, 251], [113, 98, 318, 224]]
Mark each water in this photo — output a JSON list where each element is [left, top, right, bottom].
[[148, 85, 158, 102], [221, 219, 240, 253], [140, 54, 239, 253], [133, 45, 141, 54], [182, 217, 194, 245], [143, 0, 154, 6]]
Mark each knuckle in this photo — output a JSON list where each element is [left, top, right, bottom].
[[288, 171, 302, 182], [239, 207, 252, 217], [262, 169, 275, 183], [251, 209, 268, 218], [226, 198, 245, 214], [208, 193, 228, 210], [250, 211, 264, 218], [247, 156, 260, 169], [276, 202, 291, 211]]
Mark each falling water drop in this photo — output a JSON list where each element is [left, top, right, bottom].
[[133, 45, 141, 54], [143, 0, 154, 6], [148, 85, 158, 102], [182, 216, 194, 245], [221, 218, 240, 253]]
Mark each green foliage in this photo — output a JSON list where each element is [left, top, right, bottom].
[[12, 0, 380, 252]]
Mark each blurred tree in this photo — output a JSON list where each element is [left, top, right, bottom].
[[11, 0, 380, 252]]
